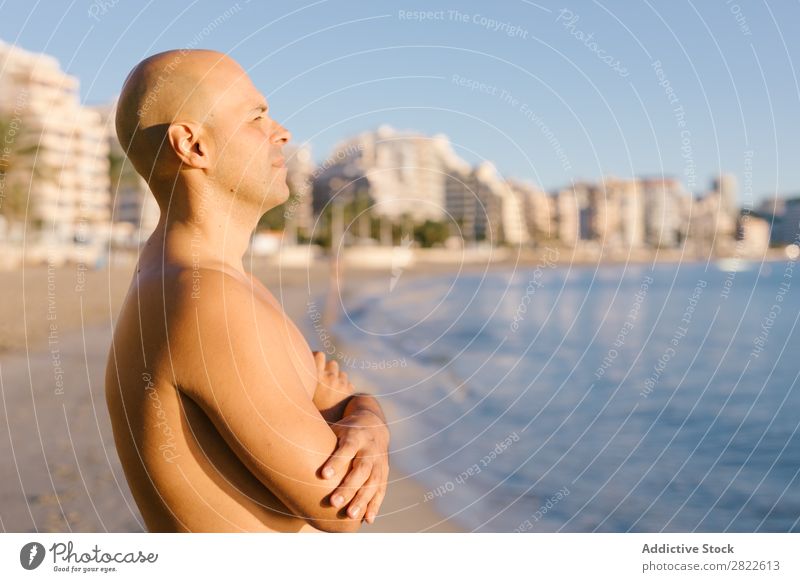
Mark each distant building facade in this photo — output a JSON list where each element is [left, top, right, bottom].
[[0, 40, 110, 245], [314, 125, 456, 222]]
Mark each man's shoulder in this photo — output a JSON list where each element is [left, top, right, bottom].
[[147, 264, 282, 337], [146, 263, 263, 307], [167, 264, 251, 301], [155, 265, 287, 394]]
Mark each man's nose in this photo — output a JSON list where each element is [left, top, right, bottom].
[[272, 121, 291, 145]]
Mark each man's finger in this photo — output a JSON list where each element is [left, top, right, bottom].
[[326, 359, 339, 376], [329, 459, 373, 511], [320, 436, 360, 479], [313, 351, 326, 374], [347, 475, 380, 520], [364, 467, 388, 524]]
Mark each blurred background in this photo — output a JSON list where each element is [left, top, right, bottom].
[[0, 0, 798, 532]]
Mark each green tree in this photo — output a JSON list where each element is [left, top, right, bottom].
[[0, 114, 57, 231], [257, 187, 311, 233], [414, 219, 449, 248], [308, 189, 374, 248], [257, 197, 290, 231], [108, 149, 126, 188]]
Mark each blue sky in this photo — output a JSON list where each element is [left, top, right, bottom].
[[1, 0, 798, 204]]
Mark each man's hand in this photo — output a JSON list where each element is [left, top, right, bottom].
[[321, 406, 390, 525], [312, 352, 355, 423], [311, 352, 390, 524]]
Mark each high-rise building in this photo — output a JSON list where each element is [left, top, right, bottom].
[[587, 177, 648, 251], [553, 181, 596, 246], [713, 173, 739, 222], [313, 125, 461, 222], [444, 165, 478, 241], [498, 179, 529, 246], [616, 179, 645, 249], [0, 40, 110, 245], [555, 187, 580, 247], [509, 179, 553, 243], [445, 162, 529, 246], [640, 177, 685, 248], [683, 177, 739, 254]]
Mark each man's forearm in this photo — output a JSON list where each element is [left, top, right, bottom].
[[322, 392, 387, 428], [317, 396, 353, 425], [317, 389, 388, 434], [341, 393, 387, 427]]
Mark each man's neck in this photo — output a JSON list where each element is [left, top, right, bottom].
[[141, 182, 260, 277]]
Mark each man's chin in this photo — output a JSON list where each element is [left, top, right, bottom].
[[261, 189, 290, 211], [262, 176, 290, 203]]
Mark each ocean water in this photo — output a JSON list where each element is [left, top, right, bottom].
[[325, 260, 800, 532]]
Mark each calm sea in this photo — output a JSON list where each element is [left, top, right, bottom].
[[321, 259, 800, 532]]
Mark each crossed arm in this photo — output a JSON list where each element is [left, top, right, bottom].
[[311, 351, 390, 525], [174, 269, 389, 532]]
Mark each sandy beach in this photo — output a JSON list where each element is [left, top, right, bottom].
[[0, 255, 463, 533]]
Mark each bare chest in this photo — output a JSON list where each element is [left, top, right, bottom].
[[247, 275, 317, 399]]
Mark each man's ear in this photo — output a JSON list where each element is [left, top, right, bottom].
[[166, 122, 211, 169]]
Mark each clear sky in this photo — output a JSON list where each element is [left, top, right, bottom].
[[1, 0, 798, 204]]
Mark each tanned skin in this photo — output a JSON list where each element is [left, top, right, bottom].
[[105, 49, 389, 532]]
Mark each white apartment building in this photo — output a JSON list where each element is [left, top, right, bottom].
[[0, 40, 110, 245], [555, 187, 580, 247], [640, 177, 686, 248], [317, 125, 461, 222], [587, 177, 645, 250], [713, 173, 739, 224], [509, 179, 554, 243], [446, 162, 529, 246]]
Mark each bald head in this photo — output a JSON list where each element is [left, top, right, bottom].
[[115, 49, 291, 213], [116, 49, 235, 179]]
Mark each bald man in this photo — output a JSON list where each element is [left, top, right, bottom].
[[104, 50, 389, 533]]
